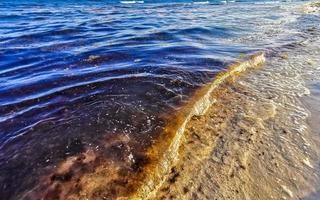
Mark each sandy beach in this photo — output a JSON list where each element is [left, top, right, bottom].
[[154, 18, 320, 200]]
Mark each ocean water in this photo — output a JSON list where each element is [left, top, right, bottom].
[[0, 0, 318, 199]]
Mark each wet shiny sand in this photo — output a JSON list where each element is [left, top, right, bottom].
[[155, 34, 320, 200]]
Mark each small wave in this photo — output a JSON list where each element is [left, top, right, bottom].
[[254, 1, 280, 5], [120, 1, 144, 4], [193, 1, 210, 4]]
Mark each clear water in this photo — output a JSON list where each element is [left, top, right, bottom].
[[0, 0, 316, 199]]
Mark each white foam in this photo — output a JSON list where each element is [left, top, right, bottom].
[[193, 1, 210, 4], [120, 1, 144, 4], [254, 1, 280, 5]]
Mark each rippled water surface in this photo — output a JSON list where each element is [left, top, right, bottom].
[[0, 0, 314, 199]]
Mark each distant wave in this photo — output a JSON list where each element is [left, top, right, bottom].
[[193, 1, 210, 4], [254, 1, 280, 4], [120, 1, 144, 4]]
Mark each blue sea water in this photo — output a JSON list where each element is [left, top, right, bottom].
[[0, 0, 316, 199]]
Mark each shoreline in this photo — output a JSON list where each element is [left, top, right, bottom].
[[0, 1, 319, 199], [133, 52, 266, 199], [138, 3, 320, 198], [153, 34, 320, 200]]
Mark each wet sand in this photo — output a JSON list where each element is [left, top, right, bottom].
[[304, 83, 320, 139], [155, 34, 320, 199], [302, 81, 320, 200]]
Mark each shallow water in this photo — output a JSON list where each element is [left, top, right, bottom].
[[0, 0, 319, 199]]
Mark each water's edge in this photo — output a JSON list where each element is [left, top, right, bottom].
[[152, 33, 320, 200], [133, 53, 265, 199], [1, 1, 319, 199]]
